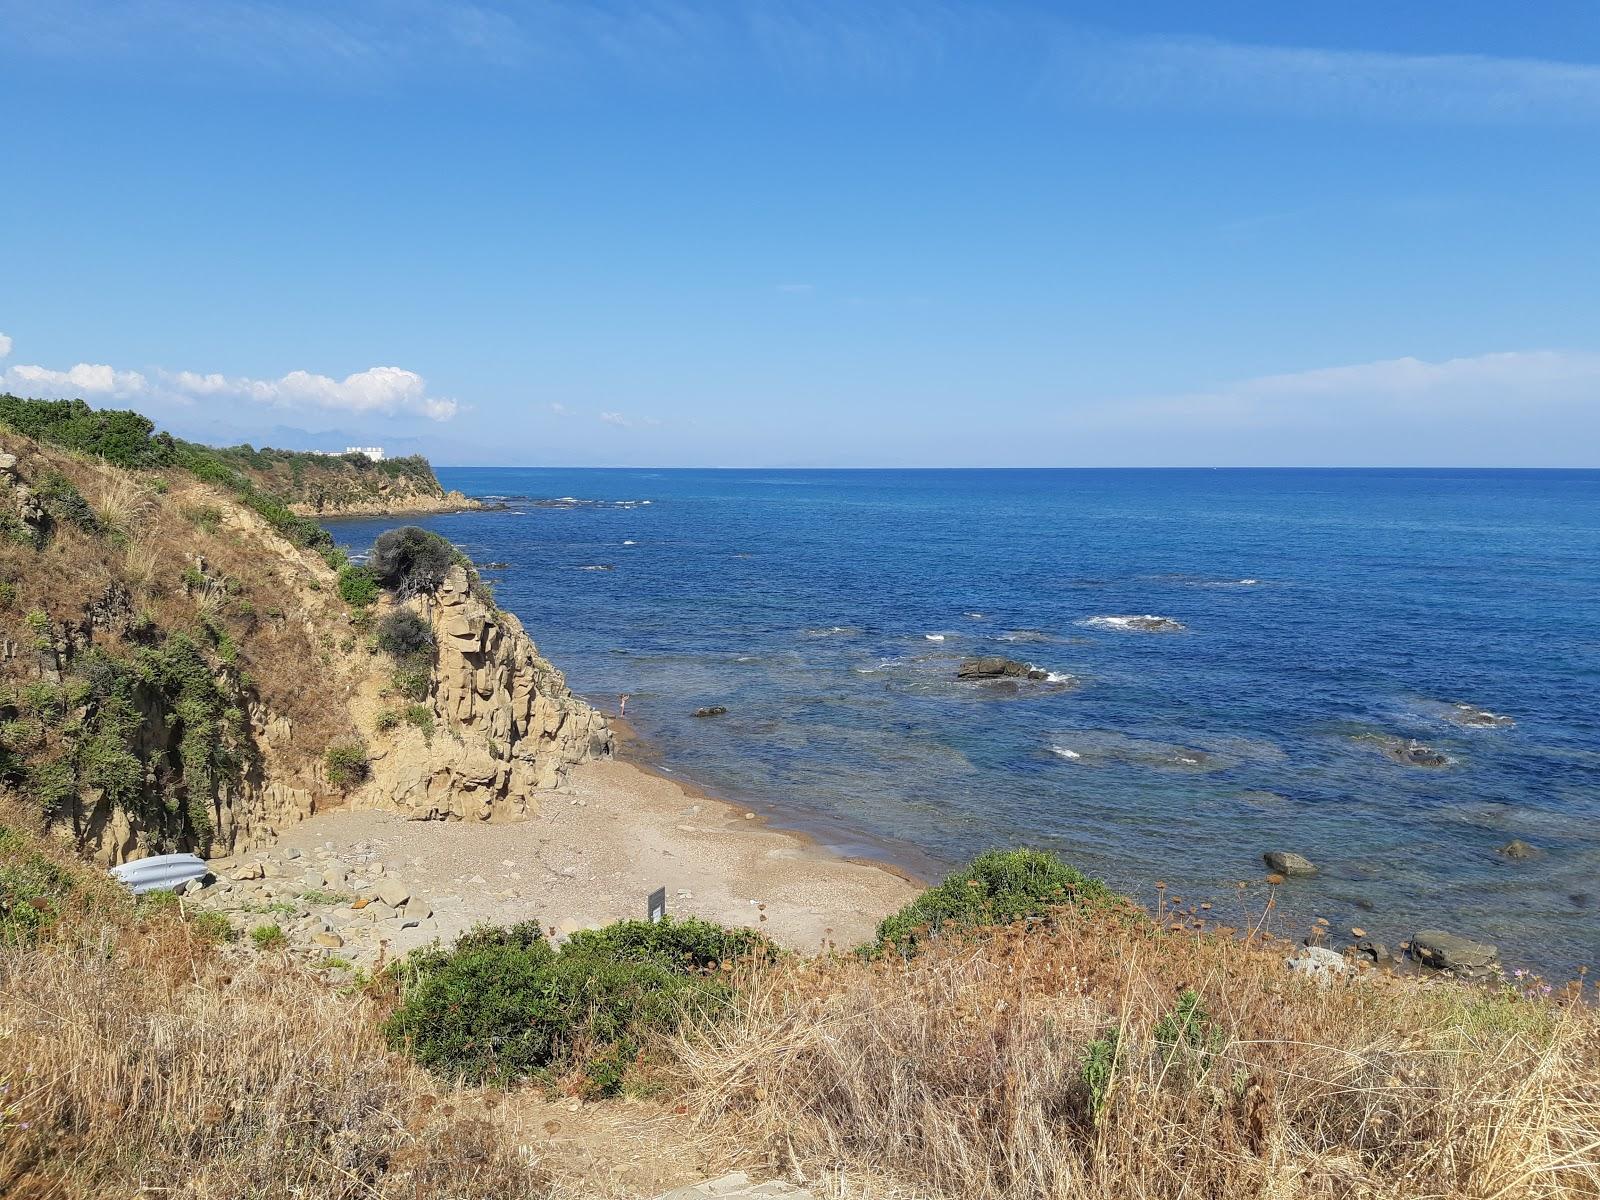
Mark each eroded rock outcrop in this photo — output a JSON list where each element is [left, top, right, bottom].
[[365, 565, 611, 822]]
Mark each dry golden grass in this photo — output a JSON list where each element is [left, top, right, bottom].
[[0, 913, 551, 1199], [675, 915, 1600, 1199]]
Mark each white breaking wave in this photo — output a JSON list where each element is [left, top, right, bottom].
[[924, 633, 946, 642], [1044, 671, 1075, 684], [1050, 745, 1083, 760], [622, 540, 636, 545]]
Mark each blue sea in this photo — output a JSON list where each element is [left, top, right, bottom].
[[328, 468, 1600, 975]]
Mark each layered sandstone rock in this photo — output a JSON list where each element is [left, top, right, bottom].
[[363, 565, 611, 822]]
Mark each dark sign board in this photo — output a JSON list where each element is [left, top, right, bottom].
[[647, 886, 667, 924]]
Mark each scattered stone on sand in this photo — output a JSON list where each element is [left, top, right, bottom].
[[1498, 839, 1538, 860], [1446, 702, 1516, 729], [692, 705, 729, 718], [375, 879, 411, 908], [1408, 929, 1500, 977], [957, 656, 1048, 681], [1262, 851, 1318, 877]]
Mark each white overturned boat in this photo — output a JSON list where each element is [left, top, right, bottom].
[[110, 853, 210, 895]]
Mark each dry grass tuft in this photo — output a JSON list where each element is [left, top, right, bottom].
[[0, 811, 549, 1200], [676, 915, 1600, 1199]]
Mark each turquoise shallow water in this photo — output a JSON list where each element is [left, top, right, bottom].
[[328, 468, 1600, 976]]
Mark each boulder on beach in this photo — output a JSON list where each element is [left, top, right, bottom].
[[1408, 929, 1499, 977], [1354, 937, 1394, 966], [957, 657, 1047, 681], [692, 705, 729, 718], [1263, 850, 1318, 877]]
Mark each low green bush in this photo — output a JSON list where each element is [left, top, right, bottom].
[[189, 909, 238, 943], [323, 739, 369, 789], [250, 923, 286, 950], [385, 916, 774, 1096], [375, 610, 434, 659], [336, 564, 380, 608], [402, 704, 434, 738], [870, 848, 1116, 957], [369, 526, 457, 598], [390, 663, 431, 702], [36, 472, 100, 534], [0, 823, 78, 943], [373, 708, 401, 733]]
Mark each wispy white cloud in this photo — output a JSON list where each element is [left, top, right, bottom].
[[8, 3, 1598, 124], [0, 332, 12, 358], [0, 336, 458, 420], [1053, 33, 1600, 123], [598, 410, 661, 429], [1095, 350, 1600, 432], [549, 401, 570, 415]]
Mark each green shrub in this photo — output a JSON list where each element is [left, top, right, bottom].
[[0, 823, 78, 943], [369, 526, 456, 598], [376, 609, 435, 660], [391, 663, 432, 702], [1153, 987, 1224, 1078], [36, 472, 100, 534], [185, 505, 223, 533], [323, 739, 369, 789], [386, 916, 772, 1096], [189, 909, 237, 943], [0, 582, 16, 609], [373, 708, 401, 733], [871, 849, 1116, 957], [402, 704, 434, 738], [336, 564, 380, 608], [250, 923, 287, 950], [1080, 1027, 1121, 1121]]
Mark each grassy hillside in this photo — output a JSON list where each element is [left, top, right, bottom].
[[205, 443, 470, 516], [0, 398, 367, 860], [0, 394, 468, 519]]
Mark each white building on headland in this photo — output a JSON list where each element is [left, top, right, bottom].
[[345, 446, 385, 461]]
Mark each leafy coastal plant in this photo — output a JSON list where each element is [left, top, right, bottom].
[[369, 526, 457, 599], [870, 847, 1117, 957], [385, 917, 775, 1097]]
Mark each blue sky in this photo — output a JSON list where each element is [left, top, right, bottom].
[[2, 1, 1598, 466]]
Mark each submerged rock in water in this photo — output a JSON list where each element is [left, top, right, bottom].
[[1263, 850, 1318, 877], [1083, 614, 1186, 633], [1447, 702, 1516, 729], [1498, 839, 1538, 860], [957, 656, 1048, 681], [692, 705, 729, 718], [1359, 733, 1452, 768], [1408, 929, 1499, 977]]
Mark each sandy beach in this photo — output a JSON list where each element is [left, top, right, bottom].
[[217, 740, 923, 959]]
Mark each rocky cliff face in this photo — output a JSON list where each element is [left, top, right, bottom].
[[0, 415, 609, 867], [363, 565, 613, 821]]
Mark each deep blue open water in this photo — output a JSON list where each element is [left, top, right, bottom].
[[328, 468, 1600, 975]]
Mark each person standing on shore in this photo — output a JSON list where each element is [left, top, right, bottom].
[[619, 694, 629, 717]]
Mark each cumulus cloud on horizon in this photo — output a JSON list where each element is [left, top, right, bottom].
[[0, 333, 458, 421]]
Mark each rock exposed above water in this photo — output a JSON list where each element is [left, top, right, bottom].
[[1262, 850, 1318, 877], [693, 705, 729, 718], [1359, 733, 1452, 768], [1408, 929, 1500, 977], [1084, 614, 1186, 633], [1499, 839, 1539, 860], [957, 657, 1047, 681], [1447, 702, 1516, 729]]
